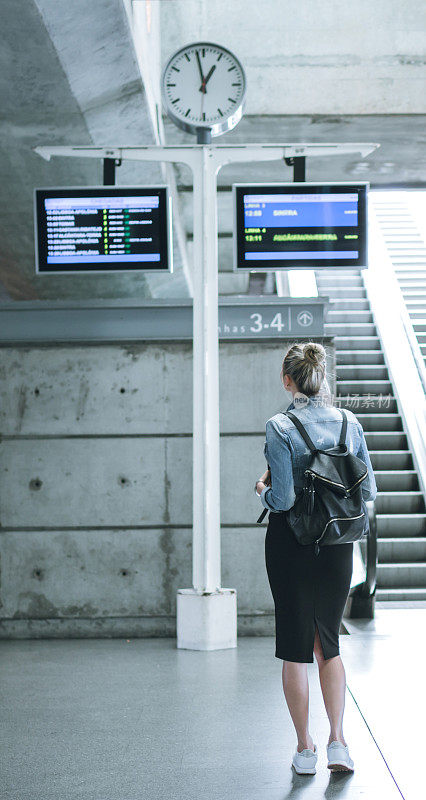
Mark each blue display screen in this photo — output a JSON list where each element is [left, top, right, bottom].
[[234, 184, 367, 271]]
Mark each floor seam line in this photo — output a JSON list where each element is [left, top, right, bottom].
[[346, 682, 405, 799]]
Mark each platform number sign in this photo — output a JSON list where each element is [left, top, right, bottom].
[[250, 312, 286, 333], [217, 303, 323, 338]]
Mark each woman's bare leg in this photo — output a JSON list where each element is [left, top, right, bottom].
[[313, 625, 347, 746], [282, 661, 315, 752]]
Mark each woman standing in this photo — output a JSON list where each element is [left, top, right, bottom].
[[255, 341, 377, 776]]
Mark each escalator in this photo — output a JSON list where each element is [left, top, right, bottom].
[[316, 267, 426, 602], [370, 190, 426, 367]]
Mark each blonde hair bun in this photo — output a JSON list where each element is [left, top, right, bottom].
[[282, 341, 328, 397], [302, 342, 326, 366]]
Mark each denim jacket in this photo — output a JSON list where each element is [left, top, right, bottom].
[[260, 394, 378, 513]]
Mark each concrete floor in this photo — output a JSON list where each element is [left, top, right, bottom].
[[1, 608, 424, 800]]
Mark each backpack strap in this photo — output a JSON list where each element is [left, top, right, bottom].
[[256, 507, 269, 523], [339, 409, 348, 446], [286, 408, 348, 450], [284, 411, 318, 453]]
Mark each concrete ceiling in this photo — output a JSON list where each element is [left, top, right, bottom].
[[0, 0, 190, 301], [160, 0, 426, 186], [160, 0, 426, 115], [1, 0, 425, 302], [164, 113, 426, 187]]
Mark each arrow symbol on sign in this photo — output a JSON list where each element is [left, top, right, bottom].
[[297, 310, 313, 327]]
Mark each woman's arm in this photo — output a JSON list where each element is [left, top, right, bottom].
[[257, 419, 296, 512], [255, 468, 271, 496]]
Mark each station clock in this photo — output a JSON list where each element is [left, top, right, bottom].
[[162, 42, 247, 142]]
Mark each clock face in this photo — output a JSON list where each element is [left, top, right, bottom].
[[162, 42, 246, 136]]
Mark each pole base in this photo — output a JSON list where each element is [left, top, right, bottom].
[[176, 588, 237, 650]]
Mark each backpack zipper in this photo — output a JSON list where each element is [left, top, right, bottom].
[[314, 512, 365, 555], [305, 469, 367, 494], [305, 469, 345, 490]]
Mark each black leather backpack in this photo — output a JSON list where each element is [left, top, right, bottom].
[[256, 409, 370, 555]]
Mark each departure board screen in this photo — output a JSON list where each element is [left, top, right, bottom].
[[34, 187, 172, 274], [233, 182, 368, 271]]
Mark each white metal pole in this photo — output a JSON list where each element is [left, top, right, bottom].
[[191, 147, 221, 592]]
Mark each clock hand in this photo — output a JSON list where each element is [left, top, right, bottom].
[[204, 64, 216, 85], [195, 50, 205, 85], [199, 64, 216, 93]]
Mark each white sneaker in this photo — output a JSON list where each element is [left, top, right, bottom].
[[327, 740, 355, 772], [292, 743, 318, 774]]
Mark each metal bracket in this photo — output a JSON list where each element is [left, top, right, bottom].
[[196, 127, 212, 145], [284, 155, 306, 182], [103, 157, 122, 186]]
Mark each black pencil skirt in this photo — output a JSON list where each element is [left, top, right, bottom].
[[265, 510, 354, 663]]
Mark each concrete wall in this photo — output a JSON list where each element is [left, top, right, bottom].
[[162, 0, 426, 114], [0, 338, 335, 638]]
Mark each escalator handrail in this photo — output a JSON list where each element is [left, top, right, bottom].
[[400, 300, 426, 396], [364, 499, 377, 597]]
